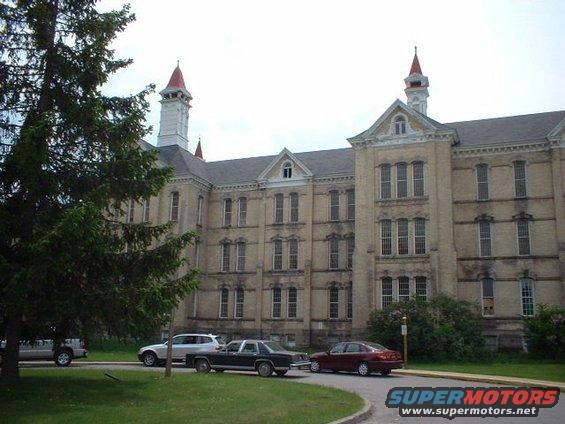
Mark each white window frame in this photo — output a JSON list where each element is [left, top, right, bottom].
[[234, 287, 244, 319], [516, 219, 531, 256], [236, 242, 246, 272], [397, 219, 409, 255], [273, 239, 283, 270], [143, 198, 151, 222], [328, 286, 339, 319], [329, 190, 340, 221], [415, 276, 427, 301], [329, 237, 339, 270], [380, 164, 392, 199], [381, 220, 392, 256], [476, 164, 489, 201], [289, 192, 299, 223], [274, 193, 284, 224], [346, 189, 355, 220], [477, 220, 492, 257], [414, 218, 426, 255], [237, 197, 247, 227], [398, 276, 410, 302], [381, 277, 393, 309], [396, 163, 408, 198], [170, 191, 180, 222], [272, 287, 282, 318], [220, 243, 230, 272], [514, 161, 527, 198], [519, 277, 535, 316], [223, 198, 232, 227], [288, 238, 299, 270], [394, 116, 407, 135], [282, 161, 293, 179], [287, 287, 297, 318], [413, 161, 425, 197], [219, 288, 229, 318]]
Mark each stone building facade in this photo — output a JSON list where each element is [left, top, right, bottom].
[[130, 52, 565, 349]]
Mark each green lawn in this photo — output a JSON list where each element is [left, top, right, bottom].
[[409, 360, 565, 383], [1, 369, 363, 424]]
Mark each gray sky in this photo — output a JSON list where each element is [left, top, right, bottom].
[[101, 0, 565, 161]]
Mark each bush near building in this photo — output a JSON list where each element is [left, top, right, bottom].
[[523, 304, 565, 360], [367, 295, 486, 361]]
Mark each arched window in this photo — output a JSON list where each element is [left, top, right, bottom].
[[283, 162, 293, 178], [394, 116, 407, 135]]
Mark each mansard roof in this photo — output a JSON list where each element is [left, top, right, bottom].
[[141, 109, 565, 186]]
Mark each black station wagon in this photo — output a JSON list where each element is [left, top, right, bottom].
[[185, 339, 311, 377]]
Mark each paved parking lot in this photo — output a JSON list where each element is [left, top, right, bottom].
[[27, 363, 564, 424]]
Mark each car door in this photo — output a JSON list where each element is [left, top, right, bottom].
[[197, 336, 215, 352], [170, 335, 188, 360], [343, 343, 363, 371], [213, 341, 241, 367], [238, 341, 259, 369], [177, 335, 198, 358], [325, 343, 346, 369]]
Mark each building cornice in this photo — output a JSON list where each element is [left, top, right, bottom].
[[452, 138, 558, 158]]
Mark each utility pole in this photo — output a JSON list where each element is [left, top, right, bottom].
[[164, 307, 175, 378], [401, 315, 408, 368]]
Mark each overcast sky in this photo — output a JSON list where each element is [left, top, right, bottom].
[[100, 0, 565, 162]]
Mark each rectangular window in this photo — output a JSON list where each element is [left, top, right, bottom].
[[197, 196, 203, 226], [514, 161, 527, 198], [272, 287, 282, 318], [478, 220, 492, 257], [397, 219, 409, 255], [346, 236, 354, 269], [381, 277, 393, 308], [329, 190, 340, 221], [347, 285, 352, 319], [381, 164, 391, 199], [520, 278, 534, 316], [396, 163, 408, 198], [414, 218, 426, 254], [329, 238, 339, 269], [329, 287, 339, 319], [274, 193, 284, 223], [290, 193, 299, 223], [481, 278, 494, 316], [476, 164, 489, 201], [223, 198, 232, 226], [238, 197, 247, 226], [381, 220, 392, 255], [517, 219, 531, 255], [236, 242, 246, 272], [288, 239, 298, 270], [398, 276, 410, 302], [288, 287, 297, 318], [413, 161, 425, 197], [221, 244, 230, 272], [143, 198, 150, 222], [347, 189, 355, 220], [273, 239, 283, 270], [170, 192, 179, 222], [235, 287, 244, 318], [128, 199, 135, 223], [415, 276, 427, 301], [219, 288, 229, 318]]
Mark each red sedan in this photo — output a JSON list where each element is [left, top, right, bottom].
[[309, 341, 403, 376]]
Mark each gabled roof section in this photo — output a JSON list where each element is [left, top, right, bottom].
[[348, 99, 445, 141], [257, 148, 314, 181]]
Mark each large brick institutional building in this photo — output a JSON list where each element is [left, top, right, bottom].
[[132, 51, 565, 349]]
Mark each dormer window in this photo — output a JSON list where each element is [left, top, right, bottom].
[[394, 116, 407, 135], [283, 162, 293, 178]]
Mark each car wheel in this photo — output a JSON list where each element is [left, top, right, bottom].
[[141, 351, 158, 367], [357, 362, 369, 376], [310, 360, 321, 373], [257, 362, 273, 377], [380, 370, 391, 376], [195, 359, 211, 373], [54, 349, 73, 367], [275, 370, 288, 377]]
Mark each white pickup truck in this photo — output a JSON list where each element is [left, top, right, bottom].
[[0, 339, 88, 367]]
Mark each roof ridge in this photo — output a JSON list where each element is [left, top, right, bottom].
[[205, 146, 352, 164], [446, 110, 565, 125]]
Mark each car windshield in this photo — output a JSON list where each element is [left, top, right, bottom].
[[214, 336, 225, 345], [366, 342, 388, 351], [262, 341, 285, 352]]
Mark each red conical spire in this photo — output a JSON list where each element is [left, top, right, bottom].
[[166, 61, 186, 89], [195, 137, 203, 160], [409, 46, 422, 75]]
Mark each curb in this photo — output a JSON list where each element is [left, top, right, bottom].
[[329, 396, 373, 424], [394, 369, 565, 392]]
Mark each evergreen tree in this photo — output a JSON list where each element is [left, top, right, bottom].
[[0, 0, 198, 385]]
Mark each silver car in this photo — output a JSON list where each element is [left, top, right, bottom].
[[138, 334, 224, 367], [0, 339, 88, 367]]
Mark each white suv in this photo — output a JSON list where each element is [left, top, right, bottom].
[[138, 334, 224, 367], [0, 339, 88, 367]]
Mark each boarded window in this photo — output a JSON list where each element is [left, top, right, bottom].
[[481, 278, 494, 316]]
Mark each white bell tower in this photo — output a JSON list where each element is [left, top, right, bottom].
[[157, 63, 192, 150], [404, 47, 429, 116]]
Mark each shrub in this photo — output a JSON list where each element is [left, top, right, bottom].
[[367, 294, 486, 361], [523, 304, 565, 360]]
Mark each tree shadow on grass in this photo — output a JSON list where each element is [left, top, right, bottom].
[[0, 371, 154, 423]]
